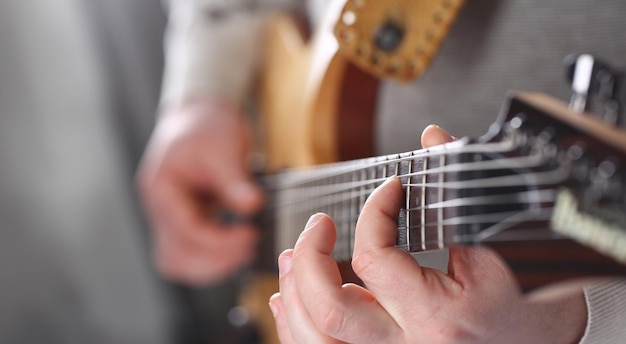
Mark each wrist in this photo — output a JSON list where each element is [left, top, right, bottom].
[[519, 289, 587, 344]]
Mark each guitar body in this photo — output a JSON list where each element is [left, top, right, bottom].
[[258, 10, 377, 173], [242, 8, 378, 343], [259, 13, 337, 170]]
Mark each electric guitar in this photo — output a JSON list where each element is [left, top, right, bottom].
[[234, 2, 626, 343], [259, 90, 626, 272]]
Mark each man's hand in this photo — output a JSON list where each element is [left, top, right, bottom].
[[268, 125, 587, 343], [137, 98, 263, 286]]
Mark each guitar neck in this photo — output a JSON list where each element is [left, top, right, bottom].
[[262, 134, 560, 262], [257, 92, 626, 268], [265, 144, 461, 261]]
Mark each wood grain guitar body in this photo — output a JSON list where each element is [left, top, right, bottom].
[[258, 8, 377, 173], [242, 4, 378, 342]]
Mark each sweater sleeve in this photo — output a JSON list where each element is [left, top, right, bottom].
[[579, 279, 626, 344], [159, 0, 298, 108]]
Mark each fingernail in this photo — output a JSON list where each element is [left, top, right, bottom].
[[268, 299, 279, 318], [278, 252, 292, 277], [383, 175, 399, 184], [304, 213, 323, 232], [380, 176, 401, 190]]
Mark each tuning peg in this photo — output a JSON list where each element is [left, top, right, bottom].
[[564, 53, 624, 126]]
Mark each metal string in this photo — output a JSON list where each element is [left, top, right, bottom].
[[263, 138, 519, 190], [267, 136, 569, 257], [264, 151, 555, 209]]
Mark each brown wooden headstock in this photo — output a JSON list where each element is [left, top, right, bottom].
[[476, 91, 626, 290]]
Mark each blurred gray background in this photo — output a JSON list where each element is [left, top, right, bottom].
[[0, 1, 171, 343]]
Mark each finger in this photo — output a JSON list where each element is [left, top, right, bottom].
[[269, 293, 297, 344], [158, 102, 264, 216], [351, 177, 455, 318], [352, 177, 404, 251], [191, 114, 264, 216], [293, 214, 400, 342], [146, 178, 259, 284], [148, 176, 259, 252], [201, 156, 265, 216], [351, 176, 422, 286], [278, 250, 339, 344], [155, 230, 257, 285], [421, 124, 456, 148], [140, 139, 260, 258], [156, 217, 258, 285]]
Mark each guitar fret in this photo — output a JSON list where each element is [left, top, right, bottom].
[[438, 154, 446, 249], [273, 144, 472, 260], [298, 179, 306, 249], [421, 157, 428, 251], [392, 158, 406, 251], [394, 157, 400, 176], [340, 172, 350, 261], [330, 173, 337, 258], [329, 173, 338, 260], [335, 174, 343, 258], [360, 168, 367, 215], [404, 160, 413, 253], [344, 171, 352, 258], [347, 170, 354, 258]]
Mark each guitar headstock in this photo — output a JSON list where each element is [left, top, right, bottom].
[[390, 54, 626, 289], [479, 86, 626, 264], [488, 54, 626, 263]]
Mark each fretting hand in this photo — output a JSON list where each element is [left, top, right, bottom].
[[268, 125, 588, 343]]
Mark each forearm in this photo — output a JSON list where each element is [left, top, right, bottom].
[[523, 278, 626, 344], [522, 288, 587, 344]]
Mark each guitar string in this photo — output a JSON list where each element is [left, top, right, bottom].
[[395, 226, 563, 250], [396, 227, 562, 253], [267, 166, 566, 216], [264, 151, 557, 210], [276, 180, 559, 255], [265, 152, 548, 206], [269, 172, 557, 213], [315, 206, 554, 235], [406, 189, 555, 210], [273, 190, 555, 227], [265, 137, 520, 189], [277, 197, 557, 254], [331, 211, 559, 259], [268, 137, 567, 255], [330, 227, 565, 260], [268, 133, 552, 254]]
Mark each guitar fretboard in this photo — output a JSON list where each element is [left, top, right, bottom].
[[263, 133, 564, 262]]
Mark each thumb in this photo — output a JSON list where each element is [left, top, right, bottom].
[[211, 107, 264, 215], [192, 108, 263, 215], [212, 161, 264, 216]]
